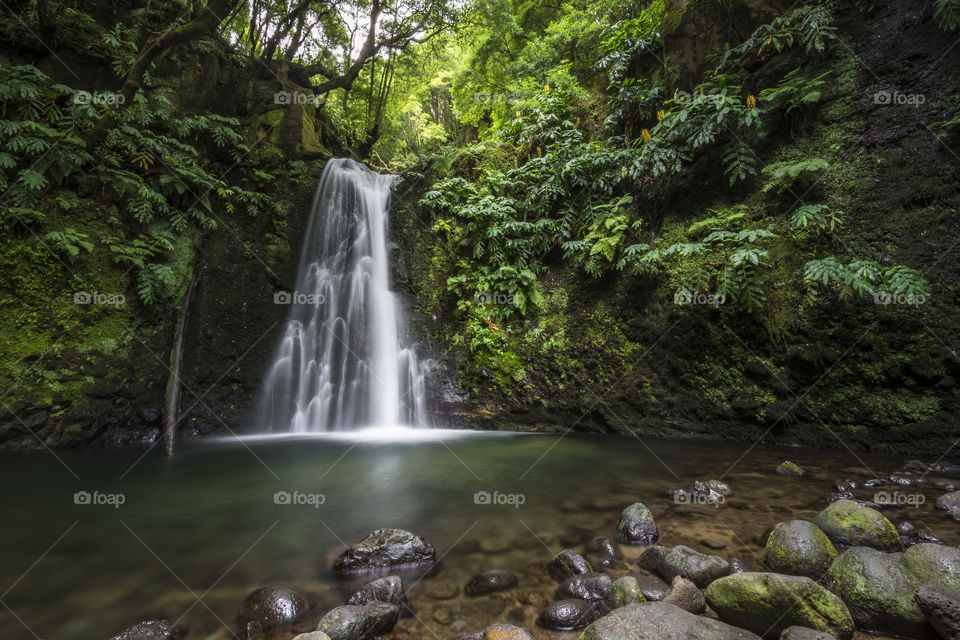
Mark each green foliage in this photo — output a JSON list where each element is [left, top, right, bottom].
[[804, 258, 930, 305], [935, 0, 960, 31], [761, 158, 830, 193], [758, 69, 831, 113], [717, 3, 837, 69], [790, 204, 841, 232]]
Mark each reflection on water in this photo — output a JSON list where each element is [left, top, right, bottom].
[[0, 430, 956, 639]]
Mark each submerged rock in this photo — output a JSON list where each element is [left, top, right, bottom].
[[705, 572, 853, 639], [111, 620, 186, 640], [547, 549, 593, 580], [763, 520, 837, 578], [777, 461, 806, 477], [466, 570, 518, 595], [813, 499, 901, 551], [586, 536, 621, 568], [556, 571, 612, 603], [616, 502, 659, 544], [474, 623, 535, 640], [316, 602, 399, 640], [915, 585, 960, 640], [333, 528, 436, 572], [347, 575, 410, 615], [638, 544, 730, 588], [580, 601, 761, 640], [536, 599, 595, 630], [239, 585, 308, 631], [663, 575, 705, 614]]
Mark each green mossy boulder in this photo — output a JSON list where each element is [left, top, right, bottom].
[[604, 576, 646, 609], [901, 543, 960, 589], [813, 500, 901, 551], [579, 601, 761, 640], [704, 572, 853, 639], [776, 461, 806, 477], [764, 520, 837, 579]]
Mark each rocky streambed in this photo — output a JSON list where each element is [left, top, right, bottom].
[[111, 459, 960, 640]]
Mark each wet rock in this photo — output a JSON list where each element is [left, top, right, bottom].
[[536, 599, 596, 630], [347, 575, 410, 615], [556, 571, 612, 603], [764, 520, 837, 579], [547, 549, 593, 581], [111, 620, 186, 640], [825, 546, 926, 637], [469, 623, 535, 640], [777, 461, 806, 477], [466, 570, 518, 595], [239, 586, 308, 631], [705, 572, 853, 639], [292, 634, 332, 640], [616, 502, 659, 545], [936, 491, 960, 520], [580, 601, 761, 640], [638, 545, 730, 588], [663, 576, 705, 614], [316, 602, 399, 640], [901, 543, 960, 589], [333, 529, 436, 573], [630, 573, 671, 601], [423, 579, 458, 599], [915, 585, 960, 640], [779, 627, 837, 640], [586, 536, 621, 568], [896, 521, 945, 548], [728, 558, 747, 574], [604, 576, 645, 609], [670, 480, 731, 507], [813, 499, 901, 551]]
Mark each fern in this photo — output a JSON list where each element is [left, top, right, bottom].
[[762, 158, 830, 193]]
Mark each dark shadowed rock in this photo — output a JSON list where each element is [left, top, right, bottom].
[[316, 602, 398, 640], [111, 620, 186, 640], [915, 585, 960, 640], [638, 545, 730, 588], [466, 570, 518, 595], [547, 549, 593, 581], [556, 571, 612, 603], [617, 502, 658, 544], [333, 529, 436, 573], [347, 575, 411, 615], [663, 575, 705, 614], [239, 586, 308, 631], [580, 601, 761, 640], [536, 599, 596, 630]]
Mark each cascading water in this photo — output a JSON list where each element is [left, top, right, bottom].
[[258, 158, 429, 432]]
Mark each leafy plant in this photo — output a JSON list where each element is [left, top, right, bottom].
[[761, 158, 830, 193]]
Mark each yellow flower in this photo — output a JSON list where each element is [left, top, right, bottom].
[[746, 94, 757, 109], [656, 109, 666, 121], [516, 110, 521, 117], [641, 128, 652, 142], [544, 84, 551, 92]]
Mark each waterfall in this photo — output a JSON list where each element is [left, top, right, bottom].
[[258, 158, 429, 432]]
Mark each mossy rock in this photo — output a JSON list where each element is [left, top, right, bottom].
[[901, 543, 960, 589], [704, 572, 854, 639], [764, 520, 837, 579], [548, 549, 593, 581], [617, 502, 659, 545], [579, 601, 761, 640], [825, 547, 929, 637], [604, 576, 646, 609], [813, 499, 901, 551], [776, 461, 806, 477]]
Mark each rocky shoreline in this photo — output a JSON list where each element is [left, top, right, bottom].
[[112, 460, 960, 640]]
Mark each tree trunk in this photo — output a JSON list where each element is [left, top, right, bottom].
[[163, 275, 198, 456]]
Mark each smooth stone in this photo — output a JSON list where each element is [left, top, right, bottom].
[[638, 544, 730, 588], [764, 520, 837, 579], [779, 627, 836, 640], [547, 549, 593, 581], [481, 623, 535, 640], [902, 542, 960, 589], [700, 537, 727, 550], [433, 607, 454, 625], [423, 579, 459, 599], [813, 499, 901, 551], [937, 492, 960, 520], [239, 585, 308, 629], [630, 573, 671, 601], [587, 536, 621, 568], [556, 571, 612, 603], [915, 585, 960, 640], [333, 528, 436, 572], [347, 575, 410, 614], [316, 602, 399, 640], [617, 502, 659, 545], [604, 576, 645, 609], [292, 634, 332, 640], [662, 575, 705, 614], [111, 620, 186, 640], [466, 570, 518, 595], [536, 598, 596, 630], [580, 601, 761, 640], [705, 572, 853, 639], [777, 461, 806, 477]]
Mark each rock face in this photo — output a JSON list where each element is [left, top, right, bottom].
[[580, 601, 761, 640], [936, 491, 960, 519], [638, 545, 730, 588], [825, 546, 927, 637], [813, 500, 901, 551], [547, 549, 593, 581], [704, 572, 854, 639], [111, 620, 186, 640], [663, 575, 705, 614], [915, 585, 960, 640], [556, 571, 613, 603], [778, 627, 837, 640], [466, 570, 518, 595], [347, 575, 410, 614], [333, 529, 436, 572], [776, 461, 806, 477], [901, 543, 960, 589], [536, 599, 596, 630], [316, 602, 399, 640], [239, 586, 308, 630], [764, 520, 837, 578], [617, 502, 659, 544]]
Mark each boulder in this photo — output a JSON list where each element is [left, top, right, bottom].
[[915, 585, 960, 640], [239, 586, 308, 630], [316, 603, 399, 640], [825, 546, 927, 637], [580, 601, 761, 640], [536, 599, 596, 630], [764, 520, 837, 578], [111, 620, 186, 640], [617, 503, 659, 544], [466, 570, 518, 595], [333, 529, 435, 573], [704, 572, 853, 639], [347, 575, 410, 615], [777, 461, 806, 477], [902, 543, 960, 589], [663, 575, 705, 614], [813, 499, 901, 551], [638, 545, 730, 588], [547, 549, 593, 581], [604, 576, 645, 609], [779, 627, 836, 640], [631, 573, 672, 601], [556, 571, 612, 603]]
